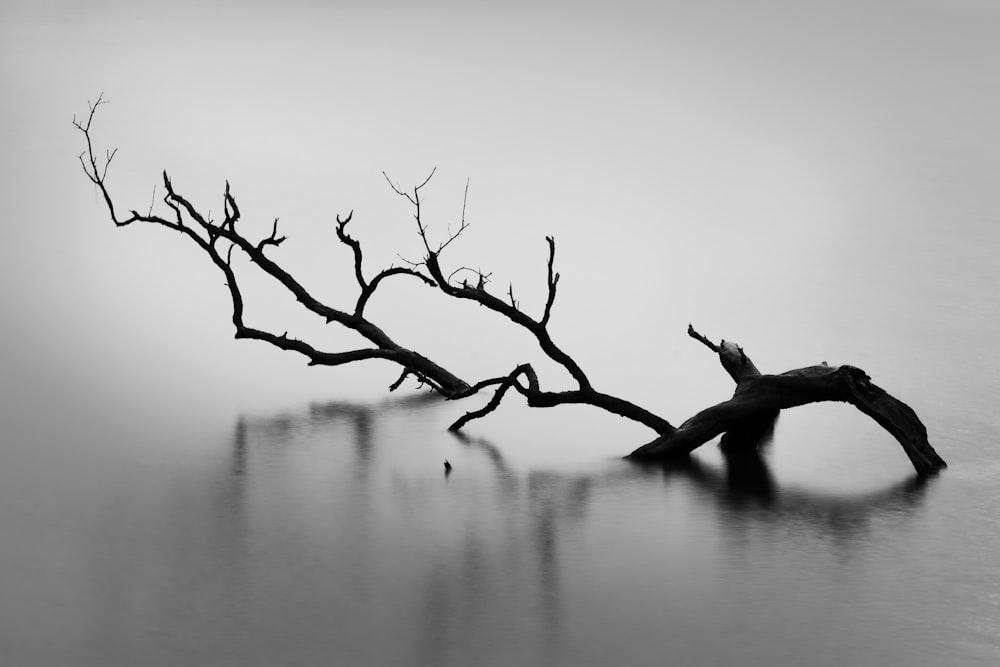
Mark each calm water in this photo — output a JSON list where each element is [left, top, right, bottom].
[[3, 215, 1000, 665], [3, 182, 1000, 667], [2, 367, 999, 666], [5, 2, 1000, 664]]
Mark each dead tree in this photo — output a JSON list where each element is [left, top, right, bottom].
[[74, 97, 946, 476], [627, 327, 945, 477]]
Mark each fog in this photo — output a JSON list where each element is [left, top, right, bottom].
[[2, 1, 999, 664]]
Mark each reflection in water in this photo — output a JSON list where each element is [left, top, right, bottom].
[[217, 399, 939, 667], [644, 452, 930, 538], [236, 398, 583, 666], [28, 395, 988, 667]]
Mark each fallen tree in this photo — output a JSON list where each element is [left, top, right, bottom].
[[627, 328, 945, 476], [74, 97, 946, 476]]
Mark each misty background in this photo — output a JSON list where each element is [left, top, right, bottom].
[[3, 0, 997, 425], [1, 1, 999, 665]]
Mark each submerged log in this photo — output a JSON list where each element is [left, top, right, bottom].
[[627, 328, 946, 477]]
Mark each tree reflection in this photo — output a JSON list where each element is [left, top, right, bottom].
[[647, 452, 930, 527], [627, 407, 933, 544], [228, 397, 935, 665]]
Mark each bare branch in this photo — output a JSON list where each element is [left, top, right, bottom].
[[414, 167, 437, 193], [688, 325, 761, 382], [223, 180, 240, 230], [369, 266, 435, 289], [256, 218, 286, 252], [334, 210, 368, 292], [461, 178, 469, 224], [436, 179, 470, 254], [541, 235, 559, 326], [71, 94, 137, 227], [446, 266, 492, 289], [75, 98, 944, 476], [423, 250, 592, 390], [331, 209, 435, 317], [449, 380, 522, 432], [448, 365, 533, 431], [79, 103, 673, 439], [446, 362, 674, 434], [101, 147, 118, 180], [376, 172, 676, 433], [382, 171, 417, 205], [356, 266, 435, 317], [384, 168, 443, 257], [435, 219, 469, 254], [389, 368, 412, 392], [628, 363, 946, 476], [76, 100, 470, 396], [687, 324, 720, 353], [396, 253, 425, 269]]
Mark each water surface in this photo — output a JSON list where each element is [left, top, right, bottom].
[[2, 378, 998, 666]]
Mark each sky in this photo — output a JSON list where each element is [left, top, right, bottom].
[[1, 0, 998, 433]]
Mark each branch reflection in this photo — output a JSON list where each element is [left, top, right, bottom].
[[633, 450, 932, 542], [228, 397, 935, 664]]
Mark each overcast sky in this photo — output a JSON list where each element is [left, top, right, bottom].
[[2, 0, 998, 424]]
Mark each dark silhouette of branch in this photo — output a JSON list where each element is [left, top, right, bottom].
[[687, 323, 720, 353], [75, 102, 467, 394], [256, 218, 286, 252], [628, 327, 946, 476], [335, 210, 435, 317], [76, 100, 946, 476], [380, 172, 675, 435], [448, 365, 535, 432], [541, 236, 559, 327]]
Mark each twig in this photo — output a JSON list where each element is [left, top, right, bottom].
[[687, 324, 720, 353], [541, 236, 560, 326], [256, 218, 286, 252]]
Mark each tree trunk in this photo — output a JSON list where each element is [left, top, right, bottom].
[[628, 333, 946, 477]]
